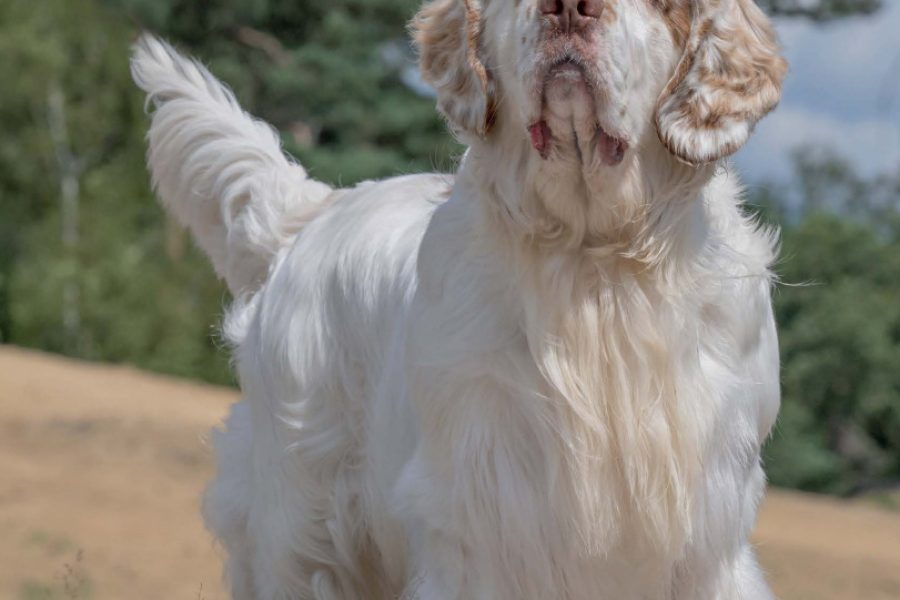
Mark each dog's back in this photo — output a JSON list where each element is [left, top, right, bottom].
[[133, 37, 456, 597]]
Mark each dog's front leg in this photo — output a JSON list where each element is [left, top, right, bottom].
[[397, 373, 563, 600], [672, 542, 775, 600], [673, 460, 776, 600]]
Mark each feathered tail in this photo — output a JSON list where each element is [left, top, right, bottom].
[[130, 34, 332, 293]]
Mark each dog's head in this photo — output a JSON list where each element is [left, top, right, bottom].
[[413, 0, 786, 169]]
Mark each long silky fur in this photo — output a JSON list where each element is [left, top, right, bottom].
[[132, 0, 784, 594], [130, 34, 332, 294]]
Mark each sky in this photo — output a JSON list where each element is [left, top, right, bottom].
[[733, 3, 900, 182]]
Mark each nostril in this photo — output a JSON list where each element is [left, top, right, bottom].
[[539, 0, 564, 15], [577, 0, 604, 18]]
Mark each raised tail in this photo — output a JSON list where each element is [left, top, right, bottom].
[[131, 34, 332, 294]]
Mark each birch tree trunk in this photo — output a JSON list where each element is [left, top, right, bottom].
[[47, 83, 82, 352]]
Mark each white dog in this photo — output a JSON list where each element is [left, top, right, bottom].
[[132, 0, 786, 597]]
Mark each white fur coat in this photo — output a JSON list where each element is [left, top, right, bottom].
[[132, 0, 785, 597]]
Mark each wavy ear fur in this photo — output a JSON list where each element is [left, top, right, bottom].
[[655, 0, 787, 166], [412, 0, 495, 137]]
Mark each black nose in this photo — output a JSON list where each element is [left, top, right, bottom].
[[539, 0, 604, 32]]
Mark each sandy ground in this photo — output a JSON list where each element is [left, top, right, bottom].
[[2, 346, 899, 600]]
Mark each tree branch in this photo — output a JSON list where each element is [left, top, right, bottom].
[[760, 0, 881, 21]]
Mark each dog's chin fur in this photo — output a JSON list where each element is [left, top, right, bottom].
[[132, 1, 784, 594]]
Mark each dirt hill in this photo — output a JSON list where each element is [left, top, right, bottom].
[[1, 346, 899, 600]]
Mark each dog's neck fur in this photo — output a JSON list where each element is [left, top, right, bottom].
[[447, 130, 725, 569], [456, 115, 719, 252], [462, 115, 715, 263]]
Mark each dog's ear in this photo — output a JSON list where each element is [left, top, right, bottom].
[[655, 0, 787, 166], [412, 0, 495, 137]]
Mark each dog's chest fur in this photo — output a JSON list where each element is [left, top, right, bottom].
[[405, 199, 746, 596]]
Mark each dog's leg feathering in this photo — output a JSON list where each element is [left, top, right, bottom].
[[130, 34, 332, 294]]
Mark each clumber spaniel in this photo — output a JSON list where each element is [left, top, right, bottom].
[[132, 0, 786, 597]]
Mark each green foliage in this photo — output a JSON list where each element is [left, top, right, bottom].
[[0, 0, 897, 496], [758, 153, 900, 495], [110, 0, 459, 184], [0, 0, 458, 385], [0, 0, 233, 383]]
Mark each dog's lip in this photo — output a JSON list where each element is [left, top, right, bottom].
[[539, 56, 591, 90], [546, 58, 586, 80], [594, 126, 629, 166], [528, 55, 607, 123], [528, 55, 630, 164]]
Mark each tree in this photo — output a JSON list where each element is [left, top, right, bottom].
[[2, 0, 461, 384], [0, 0, 233, 383], [760, 0, 880, 20], [757, 152, 900, 495], [111, 0, 459, 185]]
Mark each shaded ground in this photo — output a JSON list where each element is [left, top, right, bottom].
[[1, 346, 899, 599]]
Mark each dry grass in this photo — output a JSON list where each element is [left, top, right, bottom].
[[1, 345, 899, 599]]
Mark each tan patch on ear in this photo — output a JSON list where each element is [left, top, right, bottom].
[[655, 0, 692, 50], [654, 0, 788, 166], [412, 0, 495, 136], [600, 2, 618, 27], [463, 0, 491, 106]]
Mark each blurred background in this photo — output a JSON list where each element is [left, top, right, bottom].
[[0, 0, 898, 598]]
